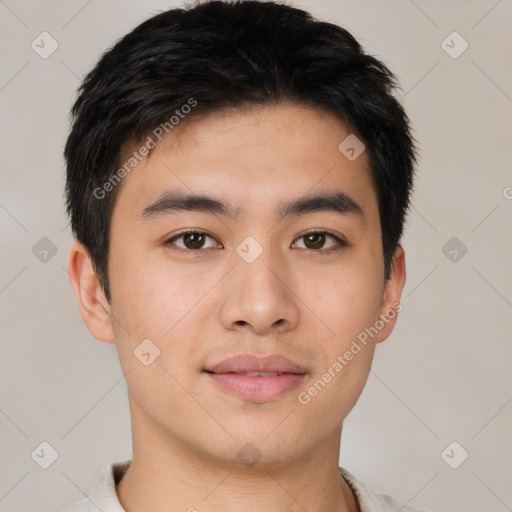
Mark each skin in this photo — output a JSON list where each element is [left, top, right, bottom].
[[68, 103, 406, 512]]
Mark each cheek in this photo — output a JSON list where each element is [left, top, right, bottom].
[[297, 259, 383, 345], [108, 248, 216, 389], [109, 246, 202, 337], [295, 270, 381, 423], [108, 253, 202, 410]]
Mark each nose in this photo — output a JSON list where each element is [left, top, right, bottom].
[[218, 244, 300, 336]]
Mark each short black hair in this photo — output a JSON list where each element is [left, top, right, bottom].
[[64, 0, 418, 303]]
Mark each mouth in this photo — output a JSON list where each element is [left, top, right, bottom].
[[203, 354, 308, 402], [204, 371, 306, 402]]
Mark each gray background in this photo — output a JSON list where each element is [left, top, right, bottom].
[[1, 0, 511, 511]]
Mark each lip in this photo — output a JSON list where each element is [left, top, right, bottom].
[[204, 354, 308, 402], [206, 353, 307, 374]]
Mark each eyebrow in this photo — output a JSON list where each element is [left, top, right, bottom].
[[140, 190, 364, 222]]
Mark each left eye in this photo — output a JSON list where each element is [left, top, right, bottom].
[[292, 231, 344, 251], [164, 230, 344, 252]]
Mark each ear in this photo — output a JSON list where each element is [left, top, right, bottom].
[[67, 241, 115, 344], [376, 245, 406, 343]]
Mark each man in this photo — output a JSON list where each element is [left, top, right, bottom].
[[63, 1, 428, 510]]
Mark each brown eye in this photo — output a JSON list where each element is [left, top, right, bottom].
[[304, 232, 326, 249], [182, 232, 206, 249], [165, 231, 219, 250], [293, 231, 345, 251]]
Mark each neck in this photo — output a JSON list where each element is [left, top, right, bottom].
[[116, 404, 359, 512]]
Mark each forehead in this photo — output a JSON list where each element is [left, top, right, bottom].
[[113, 103, 378, 220]]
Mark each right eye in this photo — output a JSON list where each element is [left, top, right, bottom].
[[164, 230, 222, 251]]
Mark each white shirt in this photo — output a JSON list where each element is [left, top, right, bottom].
[[61, 460, 430, 512]]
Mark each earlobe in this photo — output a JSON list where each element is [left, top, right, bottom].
[[67, 241, 116, 344], [376, 246, 406, 343]]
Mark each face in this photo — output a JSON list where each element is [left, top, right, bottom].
[[72, 103, 406, 466]]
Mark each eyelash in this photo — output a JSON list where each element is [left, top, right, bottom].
[[164, 229, 346, 254]]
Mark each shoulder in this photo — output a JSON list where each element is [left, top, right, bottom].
[[58, 459, 131, 512], [339, 467, 432, 512]]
